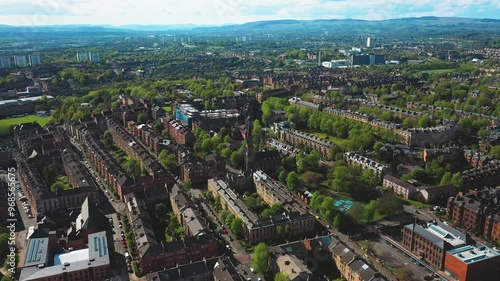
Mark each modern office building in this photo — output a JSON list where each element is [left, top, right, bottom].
[[444, 245, 500, 281], [351, 54, 385, 66], [367, 37, 371, 48]]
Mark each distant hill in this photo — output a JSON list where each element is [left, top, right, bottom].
[[0, 17, 499, 38]]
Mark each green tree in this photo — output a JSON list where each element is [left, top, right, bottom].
[[395, 267, 414, 281], [252, 243, 269, 274], [184, 179, 192, 189], [286, 172, 300, 190], [332, 166, 350, 192], [348, 202, 365, 224], [373, 142, 385, 152], [274, 272, 290, 281], [376, 193, 404, 217], [155, 203, 169, 221], [416, 116, 430, 128], [137, 112, 147, 124], [333, 215, 344, 231], [489, 146, 500, 160], [50, 182, 65, 192], [230, 217, 244, 236], [451, 173, 464, 191], [159, 150, 178, 171], [364, 200, 377, 222], [440, 172, 452, 185]]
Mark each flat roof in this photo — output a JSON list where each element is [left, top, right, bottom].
[[54, 249, 88, 265], [448, 245, 500, 264], [24, 237, 50, 267]]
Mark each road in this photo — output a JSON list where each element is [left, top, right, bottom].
[[70, 135, 135, 280]]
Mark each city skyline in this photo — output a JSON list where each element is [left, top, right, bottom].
[[0, 0, 499, 26]]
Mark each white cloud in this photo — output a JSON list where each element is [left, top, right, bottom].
[[0, 0, 497, 25]]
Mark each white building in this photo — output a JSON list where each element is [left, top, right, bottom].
[[367, 37, 371, 48]]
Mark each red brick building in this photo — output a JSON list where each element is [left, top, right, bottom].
[[444, 245, 500, 281], [402, 221, 467, 269]]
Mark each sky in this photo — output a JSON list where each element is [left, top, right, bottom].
[[0, 0, 499, 26]]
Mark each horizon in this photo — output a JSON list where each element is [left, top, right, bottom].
[[0, 0, 499, 27], [1, 16, 500, 29]]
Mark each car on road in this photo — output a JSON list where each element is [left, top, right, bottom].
[[414, 210, 420, 214]]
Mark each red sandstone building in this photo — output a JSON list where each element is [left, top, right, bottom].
[[447, 187, 500, 241]]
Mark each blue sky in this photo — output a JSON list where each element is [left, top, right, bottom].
[[0, 0, 499, 26]]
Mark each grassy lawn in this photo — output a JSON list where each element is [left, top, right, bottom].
[[404, 198, 432, 209], [311, 132, 350, 149], [162, 106, 172, 112], [421, 68, 456, 74], [0, 115, 52, 135]]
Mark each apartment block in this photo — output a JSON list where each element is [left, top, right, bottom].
[[382, 175, 417, 199], [162, 117, 195, 146]]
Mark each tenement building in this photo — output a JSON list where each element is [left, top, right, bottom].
[[447, 187, 500, 241], [344, 152, 388, 177], [274, 124, 333, 159], [208, 177, 315, 245]]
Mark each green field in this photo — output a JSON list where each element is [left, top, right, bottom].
[[0, 115, 52, 135], [162, 106, 172, 112], [421, 68, 456, 74]]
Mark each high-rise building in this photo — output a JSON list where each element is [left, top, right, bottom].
[[29, 54, 41, 66], [77, 52, 89, 61], [351, 54, 385, 66], [89, 52, 101, 63], [0, 56, 12, 69], [367, 37, 371, 48], [14, 55, 29, 67]]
